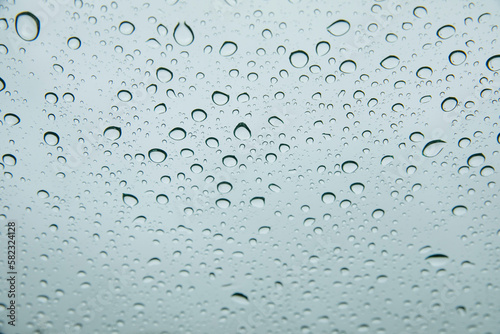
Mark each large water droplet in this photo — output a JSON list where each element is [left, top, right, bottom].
[[4, 114, 20, 125], [43, 132, 59, 146], [156, 68, 173, 83], [426, 254, 449, 267], [119, 21, 135, 35], [449, 50, 466, 66], [154, 103, 167, 114], [342, 161, 358, 173], [67, 37, 81, 50], [2, 154, 17, 166], [258, 226, 270, 234], [422, 140, 446, 157], [380, 55, 400, 69], [169, 127, 186, 140], [212, 91, 229, 105], [452, 205, 467, 216], [416, 66, 433, 79], [289, 50, 309, 68], [441, 97, 458, 112], [231, 293, 249, 305], [316, 41, 330, 56], [250, 197, 265, 208], [191, 109, 207, 122], [117, 90, 132, 102], [148, 149, 167, 163], [268, 116, 284, 127], [321, 192, 335, 204], [15, 12, 40, 41], [339, 60, 356, 73], [327, 20, 350, 36], [234, 122, 251, 140], [467, 153, 485, 167], [220, 41, 238, 56], [147, 258, 161, 266], [350, 183, 365, 194], [222, 155, 238, 167], [0, 78, 5, 92], [173, 22, 194, 46], [122, 193, 138, 207], [103, 126, 121, 140], [437, 25, 455, 39], [217, 182, 233, 194], [486, 55, 500, 71]]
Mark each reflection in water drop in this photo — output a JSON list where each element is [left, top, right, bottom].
[[173, 22, 194, 46], [327, 19, 350, 36], [422, 140, 446, 157], [15, 12, 40, 41], [289, 50, 309, 68]]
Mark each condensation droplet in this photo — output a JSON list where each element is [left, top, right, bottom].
[[148, 149, 167, 163], [327, 20, 350, 36], [43, 132, 60, 146], [220, 41, 238, 56], [422, 140, 446, 157], [15, 12, 40, 41], [289, 50, 309, 68], [173, 22, 194, 46]]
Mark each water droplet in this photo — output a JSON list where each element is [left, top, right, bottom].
[[37, 190, 49, 199], [0, 78, 5, 92], [341, 161, 358, 173], [416, 66, 432, 79], [268, 116, 284, 127], [154, 103, 167, 114], [458, 137, 470, 148], [67, 37, 81, 50], [117, 90, 132, 102], [327, 19, 350, 36], [173, 22, 194, 46], [43, 132, 59, 146], [441, 97, 458, 112], [289, 50, 309, 68], [234, 122, 251, 140], [45, 92, 58, 104], [217, 182, 233, 194], [480, 165, 495, 176], [220, 41, 238, 56], [15, 12, 40, 41], [321, 192, 335, 204], [380, 55, 400, 69], [2, 154, 16, 166], [103, 126, 121, 140], [422, 140, 446, 158], [413, 6, 427, 18], [467, 153, 485, 167], [315, 41, 330, 56], [169, 127, 186, 140], [212, 91, 229, 105], [206, 137, 219, 148], [449, 50, 466, 66], [258, 226, 270, 234], [156, 194, 169, 204], [222, 155, 238, 167], [122, 193, 138, 207], [339, 60, 356, 73], [350, 183, 365, 194], [216, 198, 231, 209], [452, 205, 467, 216], [156, 68, 173, 83], [4, 114, 20, 125], [191, 109, 207, 122], [425, 254, 449, 267], [147, 257, 161, 266], [486, 55, 500, 71], [119, 21, 135, 35], [372, 209, 385, 219], [250, 197, 265, 208], [437, 25, 455, 39], [148, 149, 167, 163]]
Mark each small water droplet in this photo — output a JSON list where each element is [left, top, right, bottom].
[[339, 60, 356, 73], [173, 22, 194, 46], [103, 126, 121, 140], [327, 19, 350, 36], [212, 91, 229, 105], [289, 50, 309, 68], [341, 161, 358, 173], [45, 92, 58, 104], [117, 90, 132, 102], [250, 197, 265, 208], [191, 109, 207, 122], [147, 257, 161, 266], [169, 127, 186, 140], [119, 21, 135, 35], [437, 25, 455, 39], [148, 149, 167, 163], [234, 122, 251, 140], [372, 209, 385, 219], [449, 50, 466, 66], [43, 132, 60, 146], [416, 66, 433, 79], [316, 41, 330, 56], [321, 192, 335, 204], [156, 68, 173, 83], [452, 205, 467, 216], [67, 37, 81, 50], [350, 183, 365, 194], [486, 55, 500, 71], [258, 226, 270, 234], [441, 97, 458, 112], [425, 254, 449, 267]]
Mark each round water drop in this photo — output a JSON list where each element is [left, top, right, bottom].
[[437, 25, 455, 39], [350, 183, 365, 194], [339, 60, 356, 73], [4, 114, 20, 125], [316, 41, 330, 56], [67, 37, 81, 50], [441, 97, 458, 112], [117, 90, 132, 102], [268, 116, 284, 127], [413, 6, 427, 18], [217, 182, 233, 194], [103, 126, 121, 140], [222, 155, 238, 167], [372, 209, 385, 219], [486, 55, 500, 71], [425, 254, 449, 267], [449, 50, 466, 65], [119, 21, 135, 35], [44, 132, 59, 146], [169, 127, 186, 140], [467, 153, 485, 167], [156, 194, 169, 204], [458, 137, 471, 148], [452, 205, 467, 216], [480, 166, 495, 176], [156, 68, 173, 83], [45, 92, 58, 104], [416, 66, 432, 79], [206, 137, 219, 148], [15, 12, 40, 41], [148, 149, 167, 163], [216, 198, 231, 209], [342, 161, 358, 173], [327, 19, 350, 36], [258, 226, 270, 234], [212, 91, 229, 105], [250, 197, 265, 208], [63, 93, 75, 102], [173, 22, 194, 46], [220, 41, 237, 56], [231, 293, 249, 305], [321, 192, 335, 204], [2, 154, 16, 166], [234, 122, 251, 140], [122, 193, 138, 207], [380, 55, 400, 69], [154, 103, 167, 114], [191, 109, 207, 122], [289, 50, 309, 68], [147, 258, 161, 266], [37, 190, 49, 198], [422, 140, 446, 157]]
